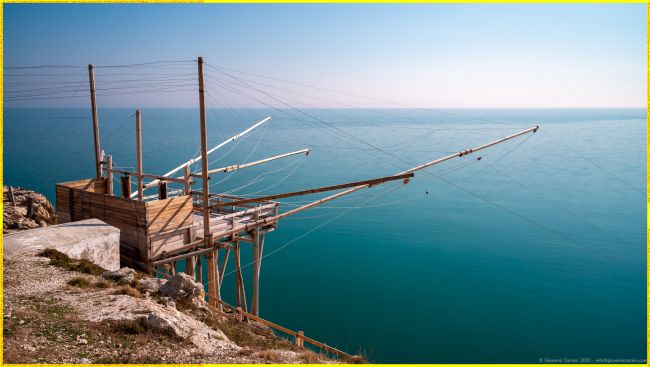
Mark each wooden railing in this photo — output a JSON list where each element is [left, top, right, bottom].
[[205, 296, 353, 359]]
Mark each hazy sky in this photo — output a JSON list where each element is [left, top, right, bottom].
[[4, 4, 647, 108]]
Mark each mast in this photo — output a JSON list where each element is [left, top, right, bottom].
[[88, 64, 102, 178], [198, 56, 221, 307], [135, 110, 143, 201]]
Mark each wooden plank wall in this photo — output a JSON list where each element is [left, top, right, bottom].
[[145, 195, 194, 258], [55, 178, 195, 270], [56, 178, 107, 222]]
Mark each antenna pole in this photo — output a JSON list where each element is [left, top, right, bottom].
[[135, 110, 143, 201], [198, 56, 221, 307], [88, 64, 102, 178]]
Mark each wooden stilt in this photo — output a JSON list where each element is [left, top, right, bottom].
[[258, 233, 265, 275], [197, 254, 203, 285], [234, 241, 248, 313], [252, 229, 260, 316], [219, 246, 230, 286], [171, 261, 176, 276], [207, 248, 221, 308]]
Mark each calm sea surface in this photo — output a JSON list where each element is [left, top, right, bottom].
[[4, 108, 646, 363]]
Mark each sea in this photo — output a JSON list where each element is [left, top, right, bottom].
[[4, 107, 646, 363]]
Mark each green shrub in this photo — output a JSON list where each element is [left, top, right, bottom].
[[39, 249, 104, 275]]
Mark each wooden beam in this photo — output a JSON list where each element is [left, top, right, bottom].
[[183, 165, 191, 195], [135, 110, 144, 201], [219, 246, 230, 287], [88, 64, 102, 178], [210, 172, 414, 209], [152, 246, 215, 266], [107, 169, 190, 185], [194, 148, 310, 176]]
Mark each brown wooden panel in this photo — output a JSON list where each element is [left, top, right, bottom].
[[57, 177, 107, 194], [145, 195, 193, 234], [150, 228, 189, 259]]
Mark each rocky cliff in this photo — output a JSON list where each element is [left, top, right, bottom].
[[3, 186, 57, 233]]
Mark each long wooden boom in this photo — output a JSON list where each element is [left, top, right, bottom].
[[209, 172, 415, 208], [194, 148, 310, 177], [209, 126, 539, 240], [137, 116, 272, 195]]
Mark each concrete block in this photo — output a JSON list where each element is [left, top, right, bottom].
[[4, 218, 121, 271]]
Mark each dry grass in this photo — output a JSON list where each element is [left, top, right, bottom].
[[112, 286, 143, 298], [93, 280, 111, 289], [344, 354, 368, 364], [110, 318, 151, 335], [299, 350, 323, 363], [67, 277, 91, 288], [256, 350, 285, 363]]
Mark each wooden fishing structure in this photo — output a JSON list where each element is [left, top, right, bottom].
[[54, 56, 538, 356]]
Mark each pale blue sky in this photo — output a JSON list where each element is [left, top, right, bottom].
[[4, 4, 647, 108]]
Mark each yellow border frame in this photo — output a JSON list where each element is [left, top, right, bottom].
[[0, 1, 647, 366]]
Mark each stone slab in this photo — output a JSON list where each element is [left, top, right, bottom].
[[3, 218, 121, 271]]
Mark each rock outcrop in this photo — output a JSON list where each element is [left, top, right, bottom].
[[3, 186, 57, 233]]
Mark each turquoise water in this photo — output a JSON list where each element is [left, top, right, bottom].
[[4, 108, 646, 363]]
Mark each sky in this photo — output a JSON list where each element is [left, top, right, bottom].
[[3, 4, 647, 108]]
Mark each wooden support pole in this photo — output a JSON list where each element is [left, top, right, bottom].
[[198, 55, 220, 309], [106, 155, 114, 196], [158, 182, 168, 200], [171, 261, 177, 276], [88, 64, 102, 178], [195, 148, 310, 176], [135, 110, 143, 201], [219, 246, 230, 287], [252, 229, 260, 316], [26, 196, 34, 219], [121, 176, 131, 198], [186, 227, 196, 279], [257, 233, 265, 276], [234, 241, 247, 313], [296, 331, 304, 347], [197, 254, 203, 285], [183, 165, 191, 195], [206, 249, 221, 309]]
